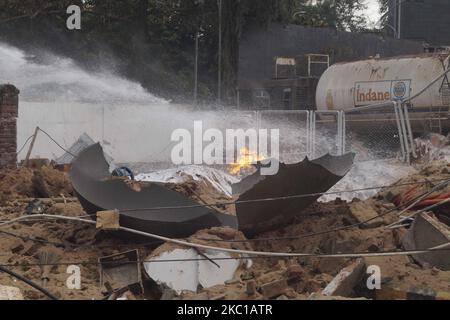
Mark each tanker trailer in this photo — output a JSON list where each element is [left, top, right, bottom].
[[315, 53, 450, 134]]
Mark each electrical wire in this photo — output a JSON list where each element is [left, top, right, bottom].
[[118, 177, 450, 212], [37, 128, 76, 157], [1, 213, 450, 260], [200, 177, 450, 243], [0, 265, 58, 300], [4, 247, 450, 268], [16, 134, 35, 156]]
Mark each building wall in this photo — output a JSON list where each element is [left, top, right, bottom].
[[0, 85, 19, 168], [238, 23, 424, 107], [389, 0, 450, 46]]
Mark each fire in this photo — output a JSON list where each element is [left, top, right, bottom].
[[228, 147, 266, 176]]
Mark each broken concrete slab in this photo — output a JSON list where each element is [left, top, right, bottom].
[[322, 259, 365, 297], [349, 200, 384, 228], [0, 285, 23, 300], [403, 212, 450, 270], [99, 249, 142, 292]]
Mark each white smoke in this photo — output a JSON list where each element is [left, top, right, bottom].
[[0, 43, 166, 104]]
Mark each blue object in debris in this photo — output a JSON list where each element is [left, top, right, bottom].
[[112, 166, 134, 180]]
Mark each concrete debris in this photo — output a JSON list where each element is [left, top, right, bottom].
[[322, 259, 365, 297], [349, 200, 384, 228], [99, 250, 143, 293], [0, 285, 23, 300], [403, 212, 450, 270], [3, 145, 450, 300], [260, 279, 289, 299]]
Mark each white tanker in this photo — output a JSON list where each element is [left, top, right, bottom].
[[315, 53, 450, 132]]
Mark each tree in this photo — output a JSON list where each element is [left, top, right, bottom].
[[292, 0, 367, 32]]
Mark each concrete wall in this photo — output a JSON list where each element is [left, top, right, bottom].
[[238, 23, 424, 90], [389, 0, 450, 46], [0, 84, 19, 168]]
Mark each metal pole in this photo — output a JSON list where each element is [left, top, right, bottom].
[[397, 102, 410, 163], [394, 102, 406, 162], [217, 0, 222, 105], [397, 0, 402, 39], [194, 31, 199, 106], [403, 103, 416, 159], [24, 126, 39, 167], [306, 111, 310, 158], [341, 112, 346, 155]]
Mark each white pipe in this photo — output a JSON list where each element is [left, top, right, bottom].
[[1, 213, 450, 259]]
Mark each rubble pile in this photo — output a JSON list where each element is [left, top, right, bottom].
[[0, 165, 73, 205], [1, 159, 450, 300]]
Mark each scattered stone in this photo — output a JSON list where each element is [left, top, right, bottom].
[[246, 280, 257, 296], [260, 279, 288, 299], [349, 200, 384, 228]]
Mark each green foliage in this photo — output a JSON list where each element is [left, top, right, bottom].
[[292, 0, 366, 32], [0, 0, 369, 104]]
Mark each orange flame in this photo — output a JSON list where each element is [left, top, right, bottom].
[[228, 147, 266, 176]]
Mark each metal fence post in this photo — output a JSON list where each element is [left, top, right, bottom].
[[394, 102, 407, 162], [402, 103, 416, 159], [341, 111, 346, 155]]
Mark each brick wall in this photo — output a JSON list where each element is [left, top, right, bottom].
[[0, 84, 19, 168]]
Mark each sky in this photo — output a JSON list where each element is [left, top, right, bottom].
[[362, 0, 382, 28]]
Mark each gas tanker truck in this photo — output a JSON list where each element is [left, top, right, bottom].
[[315, 53, 450, 133]]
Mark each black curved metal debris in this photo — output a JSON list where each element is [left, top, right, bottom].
[[70, 143, 238, 238], [70, 144, 353, 238], [233, 153, 355, 236]]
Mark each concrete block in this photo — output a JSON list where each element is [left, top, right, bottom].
[[403, 212, 450, 270], [322, 259, 365, 297]]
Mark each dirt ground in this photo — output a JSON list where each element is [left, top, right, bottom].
[[1, 162, 450, 300]]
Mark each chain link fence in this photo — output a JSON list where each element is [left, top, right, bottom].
[[257, 110, 310, 163]]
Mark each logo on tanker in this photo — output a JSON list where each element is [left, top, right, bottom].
[[392, 81, 407, 99], [354, 80, 411, 107]]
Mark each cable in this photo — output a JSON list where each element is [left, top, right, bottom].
[[199, 177, 450, 243], [16, 134, 35, 156], [1, 178, 448, 248], [0, 265, 58, 300], [37, 128, 76, 157], [118, 177, 450, 212], [0, 229, 163, 249], [1, 213, 450, 260], [387, 196, 450, 228], [4, 247, 450, 268]]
